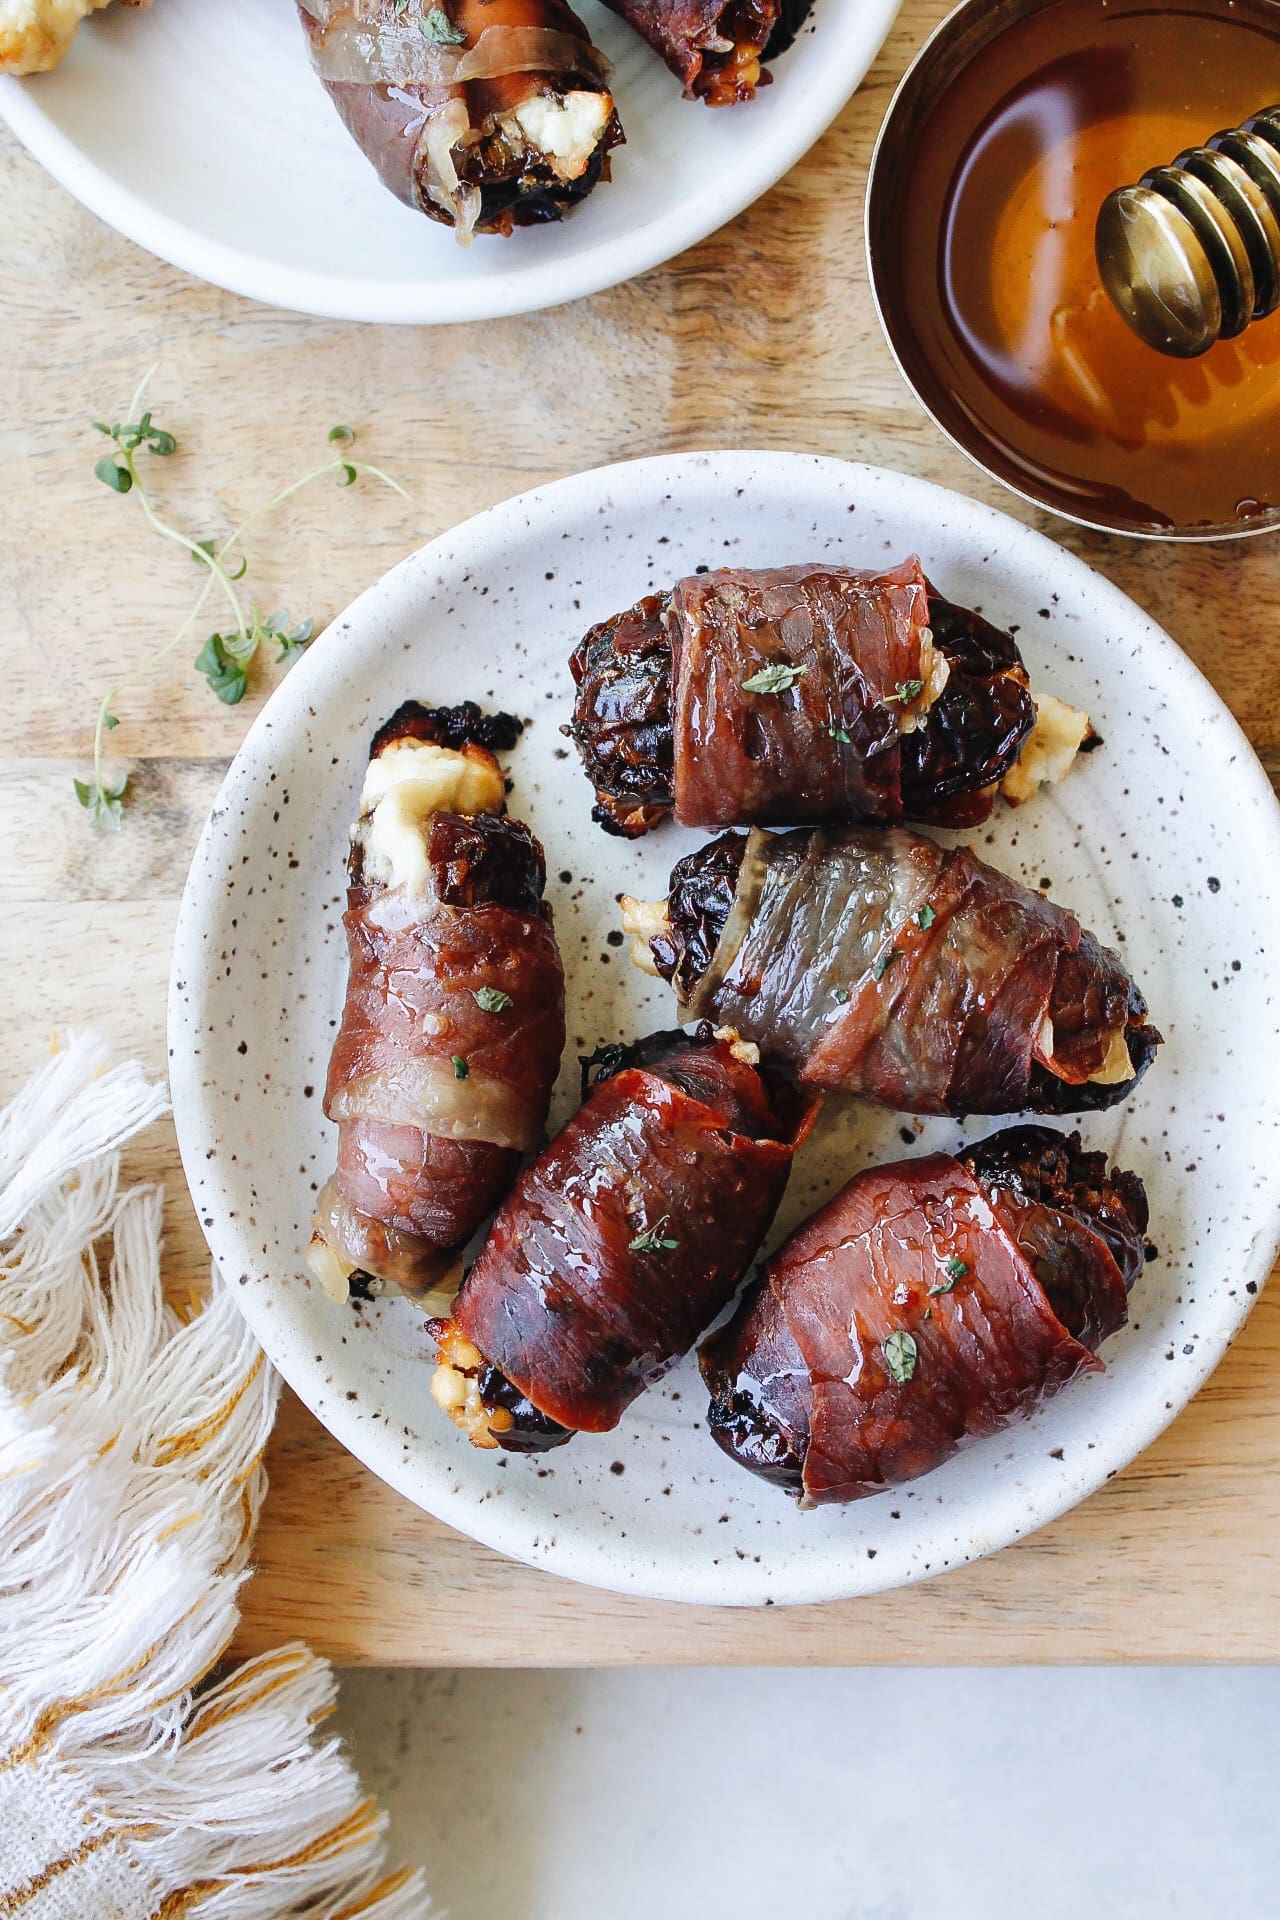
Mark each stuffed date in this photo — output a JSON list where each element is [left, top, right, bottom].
[[602, 0, 812, 104], [297, 0, 622, 242], [568, 560, 1090, 837], [624, 824, 1161, 1116], [701, 1125, 1149, 1502], [308, 701, 566, 1303], [429, 1026, 814, 1450]]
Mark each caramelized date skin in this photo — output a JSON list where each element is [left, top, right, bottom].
[[768, 0, 814, 53], [471, 142, 614, 229], [899, 594, 1036, 824], [650, 836, 747, 1003], [567, 593, 673, 836], [702, 1127, 1149, 1497], [478, 1364, 573, 1452], [569, 583, 1035, 836], [579, 1020, 801, 1132], [349, 808, 547, 911], [579, 1022, 725, 1095], [700, 1273, 809, 1492], [425, 813, 547, 916], [958, 1125, 1150, 1309], [371, 699, 522, 758]]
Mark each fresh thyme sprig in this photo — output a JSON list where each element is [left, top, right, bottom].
[[78, 374, 407, 829], [629, 1215, 680, 1255], [421, 6, 467, 40]]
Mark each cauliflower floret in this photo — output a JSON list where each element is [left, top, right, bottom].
[[0, 0, 149, 77]]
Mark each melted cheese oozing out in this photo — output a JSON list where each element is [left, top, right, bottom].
[[1038, 1015, 1134, 1087], [899, 630, 951, 735], [419, 1259, 465, 1324], [430, 1362, 511, 1448], [1089, 1026, 1138, 1085], [430, 1327, 515, 1450], [306, 1232, 355, 1304], [712, 1025, 761, 1066], [0, 0, 131, 77], [512, 90, 610, 177], [1002, 694, 1091, 806], [357, 740, 504, 892], [621, 894, 669, 977]]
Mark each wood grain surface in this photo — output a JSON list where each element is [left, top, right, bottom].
[[3, 0, 1278, 1663]]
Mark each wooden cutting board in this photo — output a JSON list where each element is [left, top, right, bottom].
[[2, 0, 1278, 1661]]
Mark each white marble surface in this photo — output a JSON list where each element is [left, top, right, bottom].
[[333, 1667, 1280, 1919]]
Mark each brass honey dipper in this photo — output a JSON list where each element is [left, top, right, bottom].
[[1096, 105, 1280, 357]]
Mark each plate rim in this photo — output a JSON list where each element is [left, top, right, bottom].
[[168, 448, 1280, 1606], [0, 0, 903, 324]]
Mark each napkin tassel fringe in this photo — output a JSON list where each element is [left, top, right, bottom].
[[0, 1034, 428, 1920]]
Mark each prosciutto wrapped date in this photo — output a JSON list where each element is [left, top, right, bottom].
[[568, 560, 1091, 837], [297, 0, 622, 242], [625, 823, 1161, 1116], [429, 1027, 814, 1449], [308, 701, 566, 1303], [701, 1125, 1149, 1502], [602, 0, 812, 104]]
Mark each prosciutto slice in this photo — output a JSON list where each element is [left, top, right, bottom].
[[568, 563, 1056, 838], [309, 703, 566, 1301], [297, 0, 621, 241], [328, 881, 564, 1155], [701, 1125, 1149, 1503], [601, 0, 810, 104], [671, 561, 935, 826], [643, 824, 1160, 1117], [431, 1028, 814, 1448]]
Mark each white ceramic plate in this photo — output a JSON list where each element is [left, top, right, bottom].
[[0, 0, 899, 324], [169, 451, 1280, 1606]]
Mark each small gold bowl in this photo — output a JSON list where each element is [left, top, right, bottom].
[[865, 0, 1280, 541]]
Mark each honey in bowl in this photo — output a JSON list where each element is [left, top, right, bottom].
[[876, 0, 1280, 533]]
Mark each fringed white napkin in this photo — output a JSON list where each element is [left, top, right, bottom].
[[0, 1035, 429, 1919]]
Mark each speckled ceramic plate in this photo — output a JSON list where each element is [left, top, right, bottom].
[[0, 0, 900, 324], [169, 452, 1280, 1606]]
